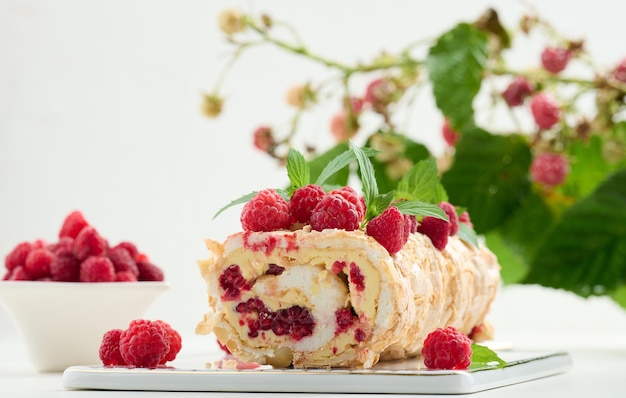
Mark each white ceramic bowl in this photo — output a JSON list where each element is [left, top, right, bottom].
[[0, 281, 169, 372]]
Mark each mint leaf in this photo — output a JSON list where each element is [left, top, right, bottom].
[[485, 231, 529, 284], [397, 157, 448, 203], [314, 147, 378, 187], [427, 23, 488, 131], [394, 200, 447, 221], [441, 129, 532, 233], [350, 141, 379, 213], [524, 167, 626, 297], [309, 143, 351, 188], [457, 222, 479, 247], [469, 344, 507, 370], [287, 148, 311, 191], [212, 191, 258, 219]]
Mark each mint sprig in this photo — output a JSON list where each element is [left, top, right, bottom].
[[469, 344, 507, 370], [286, 148, 310, 191]]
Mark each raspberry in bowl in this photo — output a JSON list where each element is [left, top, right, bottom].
[[0, 211, 169, 372]]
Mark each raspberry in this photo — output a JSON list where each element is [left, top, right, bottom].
[[404, 214, 417, 235], [50, 251, 80, 282], [329, 186, 366, 221], [107, 246, 139, 276], [265, 263, 285, 275], [154, 320, 182, 364], [289, 184, 326, 223], [217, 340, 232, 354], [73, 226, 108, 261], [349, 263, 366, 291], [24, 248, 54, 280], [310, 193, 361, 231], [417, 215, 451, 251], [48, 237, 74, 256], [59, 210, 90, 239], [438, 202, 459, 236], [330, 112, 358, 141], [422, 326, 472, 370], [442, 119, 460, 147], [79, 256, 116, 282], [116, 271, 138, 282], [252, 126, 275, 152], [502, 76, 533, 107], [365, 206, 408, 254], [530, 152, 570, 187], [219, 264, 250, 300], [241, 189, 292, 232], [459, 211, 473, 229], [335, 308, 356, 334], [119, 319, 169, 368], [113, 241, 139, 261], [541, 46, 571, 74], [530, 93, 560, 130], [99, 329, 127, 366], [4, 241, 33, 271], [8, 266, 31, 281], [136, 260, 165, 281], [271, 305, 315, 341], [364, 78, 393, 109], [613, 58, 626, 82]]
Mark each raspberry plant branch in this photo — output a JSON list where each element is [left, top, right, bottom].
[[206, 7, 626, 310]]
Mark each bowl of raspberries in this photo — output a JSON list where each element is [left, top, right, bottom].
[[0, 210, 169, 372]]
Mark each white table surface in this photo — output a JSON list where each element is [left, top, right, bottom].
[[3, 285, 626, 397], [1, 335, 624, 398]]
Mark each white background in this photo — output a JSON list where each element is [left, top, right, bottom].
[[1, 0, 626, 354]]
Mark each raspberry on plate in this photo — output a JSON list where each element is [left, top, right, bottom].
[[154, 320, 183, 364], [241, 189, 292, 232], [422, 326, 472, 370], [24, 248, 54, 280], [99, 329, 127, 366], [73, 226, 108, 262], [4, 241, 33, 272], [366, 206, 408, 254], [119, 319, 170, 368], [137, 260, 165, 281]]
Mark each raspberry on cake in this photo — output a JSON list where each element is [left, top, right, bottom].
[[197, 146, 501, 369]]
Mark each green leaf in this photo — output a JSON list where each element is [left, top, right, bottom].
[[367, 192, 397, 219], [524, 168, 626, 297], [562, 135, 612, 198], [485, 231, 529, 284], [427, 23, 488, 131], [611, 284, 626, 310], [394, 200, 448, 221], [309, 143, 351, 188], [212, 191, 258, 219], [441, 129, 532, 233], [286, 148, 311, 191], [469, 344, 507, 370], [397, 157, 448, 204], [315, 147, 378, 187], [457, 222, 479, 247], [350, 141, 379, 211]]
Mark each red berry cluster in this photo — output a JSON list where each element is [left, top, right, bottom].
[[2, 211, 164, 282], [421, 326, 472, 370], [241, 185, 470, 255], [99, 319, 182, 368]]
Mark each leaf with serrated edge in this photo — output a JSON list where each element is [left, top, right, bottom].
[[315, 147, 378, 187], [394, 200, 448, 221], [212, 191, 258, 219], [469, 344, 507, 370], [350, 141, 378, 211], [286, 148, 310, 190], [457, 222, 479, 247], [397, 158, 444, 203]]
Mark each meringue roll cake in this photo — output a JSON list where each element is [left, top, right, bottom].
[[196, 227, 500, 368]]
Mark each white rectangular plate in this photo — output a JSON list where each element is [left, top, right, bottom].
[[62, 350, 571, 395]]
